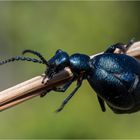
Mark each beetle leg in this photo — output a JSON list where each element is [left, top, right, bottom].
[[56, 76, 83, 112], [54, 80, 73, 92], [42, 67, 56, 83], [104, 43, 126, 53], [105, 39, 135, 54], [97, 96, 106, 112], [40, 80, 73, 98], [41, 70, 48, 83], [40, 89, 51, 97], [125, 38, 135, 49]]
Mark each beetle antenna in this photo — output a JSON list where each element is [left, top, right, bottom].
[[22, 50, 49, 66], [0, 56, 44, 65]]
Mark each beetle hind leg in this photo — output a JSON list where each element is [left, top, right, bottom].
[[105, 38, 135, 54], [104, 43, 126, 53], [97, 96, 106, 112], [125, 38, 135, 49]]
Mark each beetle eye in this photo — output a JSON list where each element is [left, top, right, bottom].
[[56, 49, 62, 54]]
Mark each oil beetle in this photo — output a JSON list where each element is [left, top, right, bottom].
[[1, 39, 140, 114]]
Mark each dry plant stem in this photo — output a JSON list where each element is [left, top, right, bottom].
[[0, 41, 140, 111], [0, 67, 73, 105], [0, 67, 73, 111], [0, 90, 41, 111]]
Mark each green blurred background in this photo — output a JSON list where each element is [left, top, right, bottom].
[[0, 1, 140, 139]]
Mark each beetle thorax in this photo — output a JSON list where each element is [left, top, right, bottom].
[[69, 53, 90, 75]]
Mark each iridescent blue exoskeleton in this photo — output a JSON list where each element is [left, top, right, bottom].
[[1, 39, 140, 114]]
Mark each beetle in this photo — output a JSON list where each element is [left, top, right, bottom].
[[0, 39, 140, 114]]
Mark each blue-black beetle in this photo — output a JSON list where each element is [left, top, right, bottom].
[[1, 40, 140, 114]]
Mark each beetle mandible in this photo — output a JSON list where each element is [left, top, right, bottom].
[[1, 39, 140, 114]]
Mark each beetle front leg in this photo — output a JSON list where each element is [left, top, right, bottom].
[[42, 67, 56, 84]]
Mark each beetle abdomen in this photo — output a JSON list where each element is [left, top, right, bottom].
[[87, 53, 140, 111]]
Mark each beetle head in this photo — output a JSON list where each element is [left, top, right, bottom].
[[48, 49, 70, 71]]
